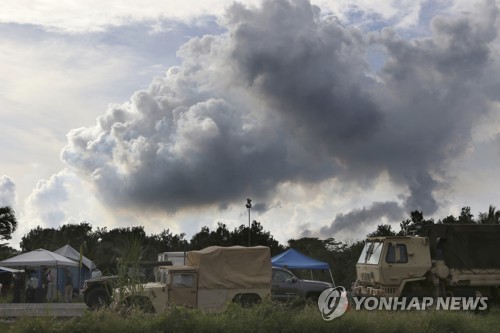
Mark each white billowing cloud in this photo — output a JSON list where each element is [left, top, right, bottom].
[[0, 176, 16, 207], [21, 169, 116, 231], [20, 167, 177, 239], [24, 171, 70, 228]]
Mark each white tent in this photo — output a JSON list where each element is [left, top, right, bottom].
[[54, 244, 95, 270], [0, 266, 23, 273], [0, 249, 78, 267]]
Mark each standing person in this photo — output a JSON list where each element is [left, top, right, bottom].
[[12, 273, 21, 303], [64, 268, 73, 303], [42, 267, 55, 302], [47, 268, 55, 302], [26, 271, 38, 302], [41, 267, 48, 301]]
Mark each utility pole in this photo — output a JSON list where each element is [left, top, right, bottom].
[[246, 198, 252, 246]]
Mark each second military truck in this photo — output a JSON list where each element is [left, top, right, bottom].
[[352, 224, 500, 301]]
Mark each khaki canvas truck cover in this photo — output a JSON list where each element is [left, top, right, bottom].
[[423, 224, 500, 269], [186, 246, 272, 290]]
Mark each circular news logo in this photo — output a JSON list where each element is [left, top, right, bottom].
[[317, 286, 349, 321]]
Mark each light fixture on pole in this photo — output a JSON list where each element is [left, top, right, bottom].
[[246, 198, 252, 247]]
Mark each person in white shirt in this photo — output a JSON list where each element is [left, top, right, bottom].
[[28, 273, 39, 289], [26, 273, 38, 302]]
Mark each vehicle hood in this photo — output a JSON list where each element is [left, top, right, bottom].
[[143, 282, 166, 289], [85, 275, 118, 283]]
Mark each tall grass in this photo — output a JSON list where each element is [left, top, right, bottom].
[[4, 301, 500, 333], [112, 235, 150, 311]]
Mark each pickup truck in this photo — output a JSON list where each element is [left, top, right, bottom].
[[271, 266, 333, 301]]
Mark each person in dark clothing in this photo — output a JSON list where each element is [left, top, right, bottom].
[[12, 273, 22, 303], [41, 267, 49, 301]]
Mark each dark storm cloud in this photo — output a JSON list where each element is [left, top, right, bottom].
[[367, 1, 498, 214], [320, 201, 405, 235], [63, 95, 297, 211], [319, 0, 499, 234], [228, 0, 383, 145], [61, 0, 500, 229]]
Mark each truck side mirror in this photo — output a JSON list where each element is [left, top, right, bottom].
[[286, 277, 298, 284]]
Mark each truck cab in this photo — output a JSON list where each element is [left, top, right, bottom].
[[352, 236, 432, 297], [135, 265, 199, 312]]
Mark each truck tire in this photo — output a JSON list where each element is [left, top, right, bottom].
[[125, 296, 155, 313], [233, 293, 261, 307], [86, 287, 111, 309]]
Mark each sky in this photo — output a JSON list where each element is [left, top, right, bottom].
[[1, 0, 500, 248]]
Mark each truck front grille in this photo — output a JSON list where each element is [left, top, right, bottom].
[[383, 287, 396, 295]]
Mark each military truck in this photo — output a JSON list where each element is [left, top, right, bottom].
[[351, 224, 500, 300], [116, 246, 272, 312]]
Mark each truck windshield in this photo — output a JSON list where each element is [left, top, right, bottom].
[[357, 241, 383, 265]]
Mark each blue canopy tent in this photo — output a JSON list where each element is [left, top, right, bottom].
[[271, 249, 335, 285]]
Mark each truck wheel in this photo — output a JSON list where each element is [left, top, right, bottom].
[[233, 294, 261, 307], [86, 288, 111, 309], [125, 296, 155, 313]]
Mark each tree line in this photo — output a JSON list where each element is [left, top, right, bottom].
[[0, 204, 499, 287], [368, 205, 500, 237]]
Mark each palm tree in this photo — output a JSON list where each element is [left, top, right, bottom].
[[0, 206, 18, 241], [478, 205, 500, 224]]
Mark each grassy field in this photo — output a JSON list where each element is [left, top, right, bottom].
[[1, 301, 499, 333]]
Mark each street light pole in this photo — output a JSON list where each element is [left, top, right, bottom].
[[246, 198, 252, 247]]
